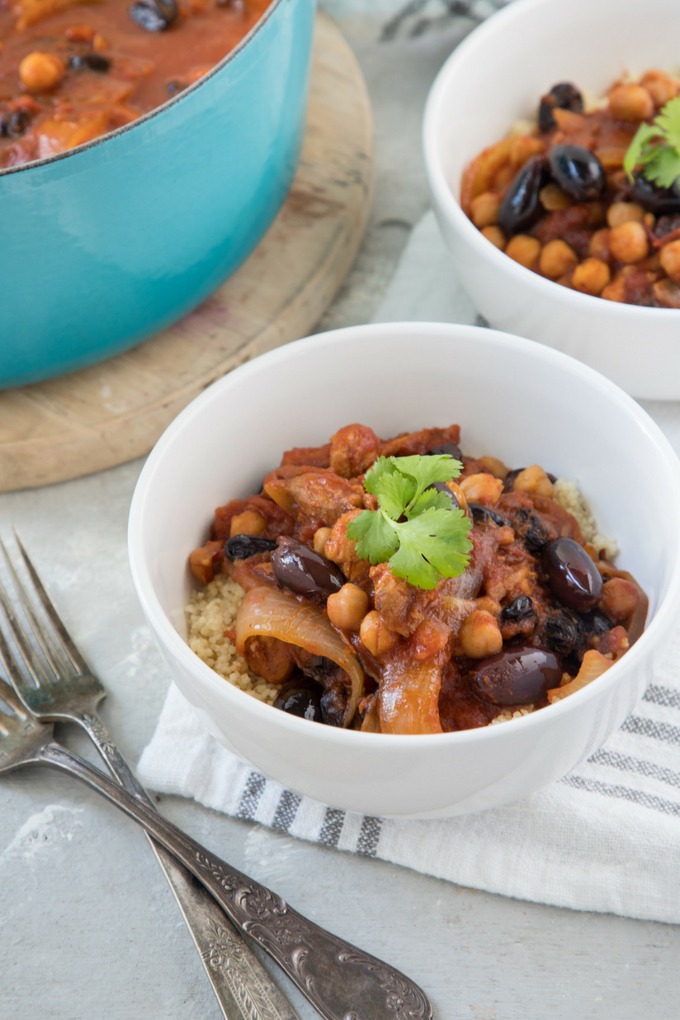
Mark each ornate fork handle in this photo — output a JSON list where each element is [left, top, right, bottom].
[[38, 739, 433, 1020], [77, 711, 299, 1020]]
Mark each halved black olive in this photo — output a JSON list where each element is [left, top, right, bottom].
[[548, 144, 606, 201], [129, 0, 178, 31], [631, 175, 680, 216], [498, 156, 549, 235], [538, 82, 584, 133], [469, 502, 509, 528]]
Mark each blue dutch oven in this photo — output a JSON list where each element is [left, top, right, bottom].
[[0, 0, 316, 388]]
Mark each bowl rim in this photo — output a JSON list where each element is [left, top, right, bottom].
[[421, 0, 680, 320], [128, 320, 680, 749], [0, 0, 294, 180]]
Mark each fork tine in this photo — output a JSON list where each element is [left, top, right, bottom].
[[0, 676, 32, 718], [0, 540, 78, 694], [12, 531, 89, 674]]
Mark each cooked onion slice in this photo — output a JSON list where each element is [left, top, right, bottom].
[[378, 653, 443, 735], [234, 586, 364, 726], [546, 649, 611, 704]]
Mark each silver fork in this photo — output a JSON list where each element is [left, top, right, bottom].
[[0, 675, 433, 1019], [0, 535, 299, 1020]]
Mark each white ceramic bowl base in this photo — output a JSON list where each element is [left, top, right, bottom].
[[423, 0, 680, 400], [129, 322, 680, 817]]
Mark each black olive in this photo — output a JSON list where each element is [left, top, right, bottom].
[[427, 441, 463, 461], [502, 467, 524, 492], [432, 481, 460, 508], [166, 79, 186, 96], [542, 537, 603, 612], [69, 53, 111, 72], [274, 676, 323, 722], [470, 644, 562, 706], [129, 0, 178, 31], [469, 502, 509, 528], [548, 144, 606, 201], [653, 213, 680, 239], [1, 109, 32, 138], [224, 534, 277, 560], [271, 539, 345, 600], [498, 156, 549, 235], [630, 174, 680, 216], [541, 612, 579, 657], [501, 596, 535, 622], [538, 82, 584, 133]]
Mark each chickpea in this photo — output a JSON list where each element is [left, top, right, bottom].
[[572, 257, 611, 296], [481, 225, 506, 250], [539, 183, 571, 211], [539, 239, 578, 280], [601, 273, 628, 302], [477, 456, 508, 479], [313, 526, 332, 556], [599, 577, 640, 623], [459, 473, 504, 505], [229, 509, 266, 537], [609, 221, 649, 263], [512, 465, 553, 497], [359, 610, 397, 658], [606, 202, 645, 228], [327, 583, 370, 632], [458, 610, 503, 659], [588, 228, 611, 262], [659, 239, 680, 284], [19, 51, 65, 93], [640, 69, 679, 108], [608, 83, 654, 122], [470, 191, 501, 229], [505, 234, 541, 269], [412, 618, 449, 661]]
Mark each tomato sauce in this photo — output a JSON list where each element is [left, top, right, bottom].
[[0, 0, 272, 169]]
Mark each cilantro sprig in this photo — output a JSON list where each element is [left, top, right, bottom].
[[346, 454, 473, 591], [623, 95, 680, 188]]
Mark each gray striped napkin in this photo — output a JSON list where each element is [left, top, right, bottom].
[[137, 211, 680, 926]]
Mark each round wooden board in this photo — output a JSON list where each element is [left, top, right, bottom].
[[0, 14, 373, 493]]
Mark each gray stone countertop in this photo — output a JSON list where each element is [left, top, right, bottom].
[[2, 9, 679, 1019]]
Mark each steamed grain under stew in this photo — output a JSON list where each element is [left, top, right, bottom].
[[0, 0, 271, 169], [463, 68, 680, 306], [188, 424, 647, 736]]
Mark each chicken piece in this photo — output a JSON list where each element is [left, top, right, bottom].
[[189, 540, 224, 585], [212, 495, 293, 542], [264, 470, 364, 526], [323, 510, 372, 586], [380, 424, 462, 458], [329, 424, 382, 478], [280, 443, 331, 468], [243, 636, 295, 684]]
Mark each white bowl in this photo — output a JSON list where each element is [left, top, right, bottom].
[[128, 321, 680, 818], [423, 0, 680, 401]]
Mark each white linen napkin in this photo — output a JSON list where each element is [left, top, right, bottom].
[[138, 212, 680, 926]]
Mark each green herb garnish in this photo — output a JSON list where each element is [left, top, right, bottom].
[[623, 95, 680, 187], [346, 454, 473, 591]]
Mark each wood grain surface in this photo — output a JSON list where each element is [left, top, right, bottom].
[[0, 14, 373, 493]]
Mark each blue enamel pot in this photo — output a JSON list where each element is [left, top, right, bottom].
[[0, 0, 316, 389]]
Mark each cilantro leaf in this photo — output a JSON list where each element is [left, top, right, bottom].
[[346, 452, 472, 589], [371, 469, 415, 520], [348, 509, 399, 564], [623, 96, 680, 187], [388, 508, 473, 590]]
